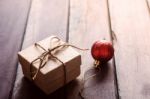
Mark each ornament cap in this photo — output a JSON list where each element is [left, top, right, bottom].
[[94, 60, 101, 69]]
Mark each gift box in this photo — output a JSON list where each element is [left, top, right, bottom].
[[18, 36, 81, 94]]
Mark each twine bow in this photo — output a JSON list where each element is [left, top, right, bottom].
[[29, 36, 88, 84]]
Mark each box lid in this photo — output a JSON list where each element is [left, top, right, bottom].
[[18, 36, 81, 74]]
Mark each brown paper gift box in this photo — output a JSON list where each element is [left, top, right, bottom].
[[18, 36, 81, 94]]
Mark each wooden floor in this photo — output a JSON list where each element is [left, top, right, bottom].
[[1, 0, 150, 99]]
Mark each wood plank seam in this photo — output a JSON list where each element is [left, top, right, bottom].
[[63, 0, 70, 98], [106, 0, 120, 98], [9, 0, 33, 98], [145, 0, 150, 17], [66, 0, 71, 43]]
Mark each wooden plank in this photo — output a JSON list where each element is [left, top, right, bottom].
[[11, 0, 69, 99], [0, 0, 31, 99], [108, 0, 150, 98], [68, 0, 117, 98]]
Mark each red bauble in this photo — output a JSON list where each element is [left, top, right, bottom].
[[91, 40, 114, 63]]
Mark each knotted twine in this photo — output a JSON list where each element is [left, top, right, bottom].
[[29, 36, 88, 86]]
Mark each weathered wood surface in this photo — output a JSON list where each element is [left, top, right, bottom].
[[108, 0, 150, 98], [6, 0, 150, 98], [11, 0, 118, 99], [0, 0, 31, 99], [68, 0, 117, 98], [11, 0, 69, 99]]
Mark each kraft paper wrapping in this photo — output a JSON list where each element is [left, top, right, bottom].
[[18, 36, 81, 94]]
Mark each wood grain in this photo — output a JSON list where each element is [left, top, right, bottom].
[[68, 0, 117, 98], [0, 0, 31, 99], [11, 0, 69, 99], [108, 0, 150, 98]]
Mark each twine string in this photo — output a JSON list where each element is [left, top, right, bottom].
[[29, 36, 88, 83]]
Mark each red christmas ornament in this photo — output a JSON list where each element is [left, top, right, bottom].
[[91, 39, 114, 68]]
